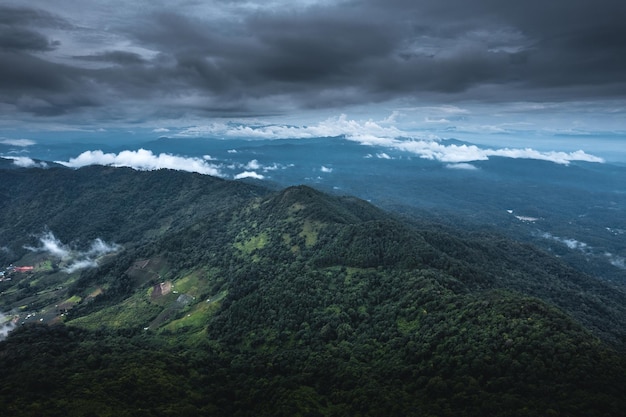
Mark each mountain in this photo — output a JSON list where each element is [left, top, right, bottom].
[[1, 165, 626, 416], [5, 134, 625, 284]]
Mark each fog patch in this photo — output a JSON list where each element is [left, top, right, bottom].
[[605, 253, 626, 270], [445, 163, 478, 170], [0, 138, 35, 147], [4, 156, 48, 168], [24, 231, 121, 273], [0, 312, 15, 341], [63, 259, 98, 273], [541, 232, 589, 252], [24, 231, 70, 259]]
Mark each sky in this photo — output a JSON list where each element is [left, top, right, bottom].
[[1, 0, 625, 161]]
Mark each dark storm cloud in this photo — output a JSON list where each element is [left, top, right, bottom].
[[0, 48, 102, 116], [74, 51, 147, 66], [0, 5, 70, 28], [0, 26, 59, 52], [0, 5, 69, 52], [1, 0, 625, 121]]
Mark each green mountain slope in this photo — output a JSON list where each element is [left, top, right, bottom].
[[0, 165, 269, 261], [1, 166, 626, 416]]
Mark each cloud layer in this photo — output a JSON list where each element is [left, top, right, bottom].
[[57, 149, 223, 176], [177, 116, 605, 165], [0, 0, 624, 126], [0, 138, 35, 146]]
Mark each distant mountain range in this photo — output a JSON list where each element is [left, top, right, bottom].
[[2, 134, 625, 284], [1, 163, 625, 416]]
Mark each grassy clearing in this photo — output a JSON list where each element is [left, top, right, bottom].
[[160, 290, 227, 333], [299, 220, 321, 248], [34, 260, 54, 273], [396, 317, 421, 335], [68, 292, 160, 330], [234, 231, 269, 254]]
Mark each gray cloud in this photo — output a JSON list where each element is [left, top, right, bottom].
[[0, 5, 68, 52], [74, 50, 147, 66], [0, 26, 59, 52], [0, 0, 625, 124]]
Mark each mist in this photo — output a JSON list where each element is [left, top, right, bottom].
[[0, 312, 15, 341], [24, 231, 120, 273]]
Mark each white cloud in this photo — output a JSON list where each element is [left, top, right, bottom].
[[540, 233, 625, 270], [176, 114, 407, 141], [56, 149, 224, 176], [0, 312, 15, 341], [446, 163, 478, 170], [24, 231, 71, 259], [63, 259, 98, 274], [4, 156, 48, 168], [245, 159, 262, 170], [425, 117, 451, 124], [24, 231, 121, 273], [175, 114, 603, 165], [0, 138, 36, 147], [376, 153, 393, 160], [234, 171, 264, 180], [152, 128, 170, 133], [320, 165, 333, 173], [605, 253, 625, 270], [229, 159, 289, 174], [262, 163, 285, 171], [86, 238, 121, 257], [352, 137, 603, 165], [541, 233, 589, 252]]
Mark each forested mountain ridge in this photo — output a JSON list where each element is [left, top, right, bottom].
[[0, 165, 269, 263], [1, 164, 626, 416]]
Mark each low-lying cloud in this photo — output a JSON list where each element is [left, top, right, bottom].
[[541, 233, 590, 252], [0, 138, 36, 147], [540, 232, 626, 271], [56, 149, 224, 176], [24, 231, 71, 259], [0, 312, 15, 341], [229, 159, 291, 180], [446, 163, 479, 170], [234, 171, 264, 180], [605, 253, 626, 270], [3, 156, 48, 168], [175, 115, 604, 165], [176, 115, 407, 141], [355, 137, 603, 165], [24, 231, 121, 273]]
